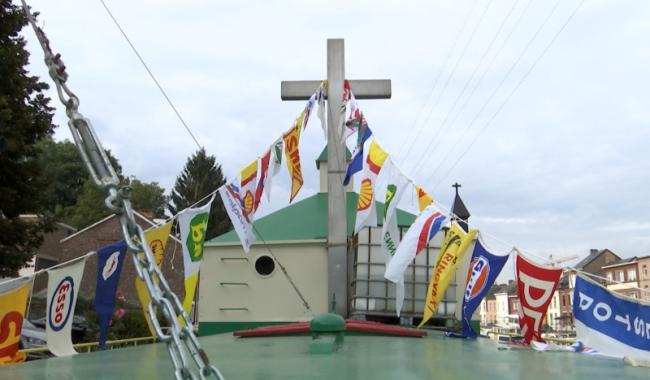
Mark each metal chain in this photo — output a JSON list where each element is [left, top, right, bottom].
[[20, 2, 224, 379]]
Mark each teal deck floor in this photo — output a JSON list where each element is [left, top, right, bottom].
[[2, 331, 648, 379]]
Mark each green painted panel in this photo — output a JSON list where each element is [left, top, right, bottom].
[[208, 192, 416, 244]]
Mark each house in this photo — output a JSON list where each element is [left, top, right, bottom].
[[29, 211, 184, 312], [602, 257, 641, 299], [638, 256, 650, 301], [17, 214, 77, 278], [571, 248, 621, 284], [546, 290, 561, 331], [199, 148, 467, 335]]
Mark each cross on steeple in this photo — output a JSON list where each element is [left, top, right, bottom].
[[452, 182, 462, 195], [281, 39, 391, 317], [451, 182, 471, 232]]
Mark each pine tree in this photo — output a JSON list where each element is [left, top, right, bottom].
[[0, 2, 56, 276], [169, 148, 230, 239]]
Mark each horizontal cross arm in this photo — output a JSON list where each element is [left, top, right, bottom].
[[281, 79, 391, 100]]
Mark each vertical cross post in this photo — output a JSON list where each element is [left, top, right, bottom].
[[326, 39, 349, 316], [281, 39, 391, 318]]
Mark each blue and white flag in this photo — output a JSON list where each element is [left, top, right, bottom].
[[574, 274, 650, 359], [93, 240, 127, 347], [343, 126, 372, 186], [450, 236, 508, 339]]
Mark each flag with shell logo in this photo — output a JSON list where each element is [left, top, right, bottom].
[[240, 159, 258, 221], [354, 139, 389, 234], [0, 277, 33, 364]]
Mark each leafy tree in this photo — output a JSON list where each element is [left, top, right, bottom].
[[169, 148, 230, 239], [36, 138, 87, 212], [57, 179, 111, 229], [59, 176, 167, 229], [128, 177, 168, 218], [36, 137, 123, 216], [0, 2, 56, 276]]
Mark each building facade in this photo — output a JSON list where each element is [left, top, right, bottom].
[[602, 258, 641, 299], [637, 256, 650, 301]]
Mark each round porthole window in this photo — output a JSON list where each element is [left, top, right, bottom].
[[254, 255, 275, 277]]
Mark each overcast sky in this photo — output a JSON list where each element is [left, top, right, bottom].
[[19, 0, 650, 274]]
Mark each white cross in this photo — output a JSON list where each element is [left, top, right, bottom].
[[281, 39, 391, 316]]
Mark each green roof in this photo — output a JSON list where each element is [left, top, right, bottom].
[[208, 192, 416, 244], [315, 146, 352, 169]]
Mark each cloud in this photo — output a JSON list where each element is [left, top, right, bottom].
[[20, 0, 650, 271]]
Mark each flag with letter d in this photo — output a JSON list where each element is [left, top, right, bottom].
[[135, 221, 173, 336], [179, 195, 214, 320], [456, 237, 508, 338], [0, 277, 33, 364], [516, 253, 562, 344], [46, 257, 86, 357], [385, 205, 446, 284], [419, 223, 478, 328], [94, 240, 127, 347]]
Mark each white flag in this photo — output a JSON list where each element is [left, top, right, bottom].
[[385, 205, 446, 284], [218, 179, 255, 252], [46, 257, 86, 357], [316, 83, 327, 138], [264, 139, 283, 202], [380, 160, 409, 316]]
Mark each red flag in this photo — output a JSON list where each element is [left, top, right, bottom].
[[254, 149, 271, 212], [515, 253, 562, 344]]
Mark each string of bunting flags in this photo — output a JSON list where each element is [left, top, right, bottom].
[[0, 81, 327, 364], [323, 81, 650, 359], [0, 81, 648, 365]]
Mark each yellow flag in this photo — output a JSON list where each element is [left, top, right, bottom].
[[419, 223, 478, 327], [416, 185, 433, 212], [0, 279, 32, 364], [283, 112, 305, 203], [134, 221, 173, 336]]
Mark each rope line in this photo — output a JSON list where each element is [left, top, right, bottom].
[[395, 0, 479, 159], [431, 0, 586, 190], [98, 0, 203, 150], [422, 0, 566, 186], [409, 0, 522, 177], [402, 0, 493, 168]]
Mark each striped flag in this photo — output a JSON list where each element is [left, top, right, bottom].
[[385, 205, 446, 284]]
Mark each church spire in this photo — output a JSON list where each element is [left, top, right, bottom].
[[451, 182, 471, 232]]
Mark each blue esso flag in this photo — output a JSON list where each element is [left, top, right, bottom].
[[448, 236, 508, 339], [574, 274, 650, 359], [93, 241, 127, 347]]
